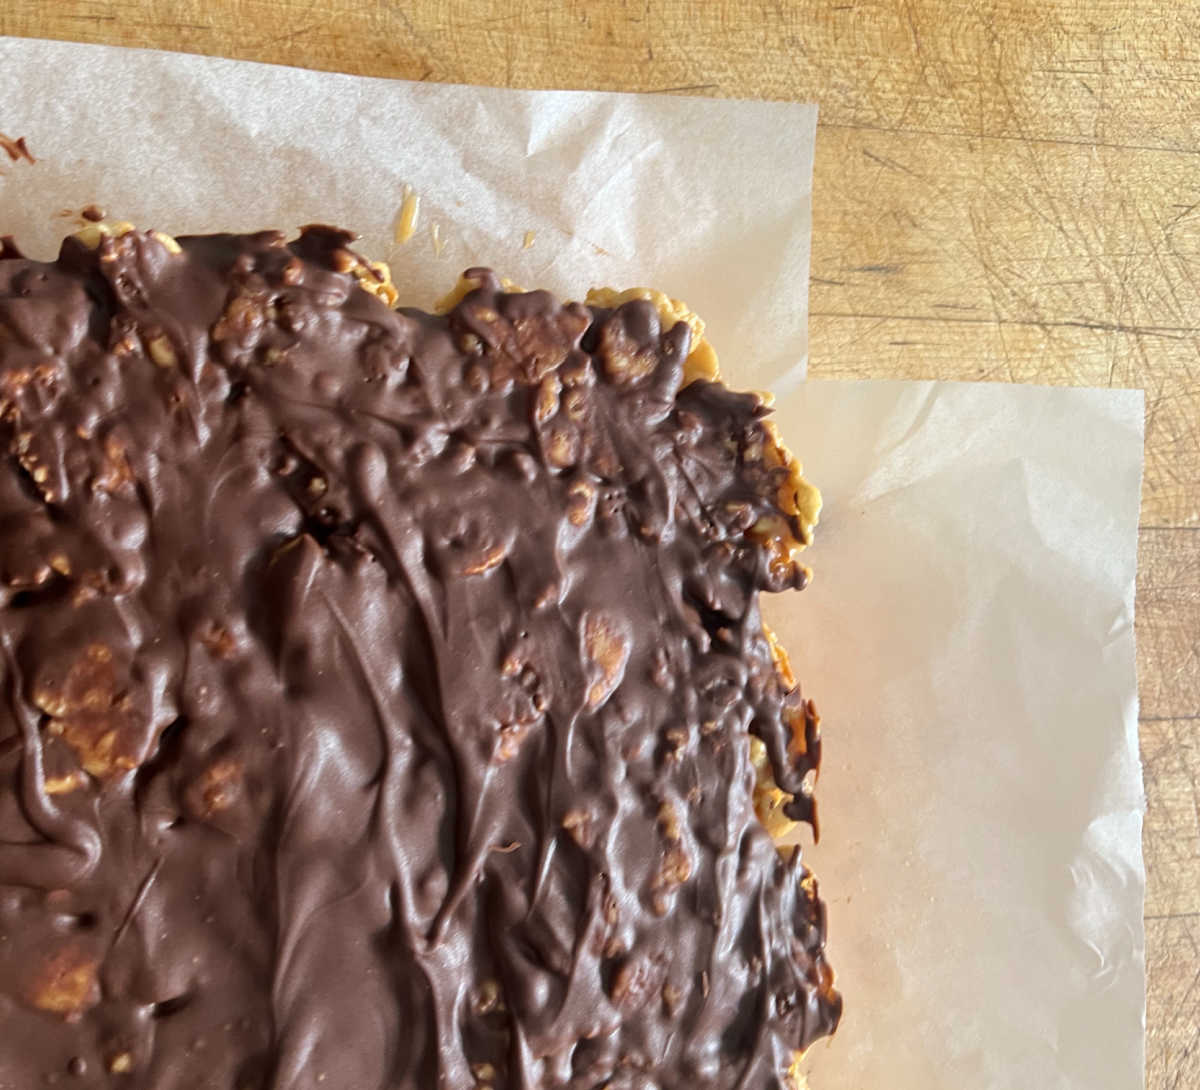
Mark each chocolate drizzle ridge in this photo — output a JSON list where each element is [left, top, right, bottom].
[[0, 226, 839, 1088]]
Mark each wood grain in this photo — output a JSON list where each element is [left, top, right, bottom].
[[3, 1, 1198, 1084]]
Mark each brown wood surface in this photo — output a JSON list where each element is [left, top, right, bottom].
[[2, 0, 1198, 1083]]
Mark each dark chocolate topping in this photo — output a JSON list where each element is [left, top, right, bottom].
[[0, 227, 838, 1088]]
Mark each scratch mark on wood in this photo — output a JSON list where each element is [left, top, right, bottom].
[[863, 148, 918, 177], [644, 83, 718, 94], [260, 23, 322, 47], [813, 310, 1200, 340], [452, 8, 553, 30], [822, 120, 1200, 159], [394, 7, 438, 66]]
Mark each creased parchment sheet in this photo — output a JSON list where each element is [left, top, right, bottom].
[[0, 35, 1147, 1089], [771, 381, 1146, 1090], [0, 35, 814, 390]]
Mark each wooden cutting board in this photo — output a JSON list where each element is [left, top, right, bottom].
[[3, 1, 1197, 1084]]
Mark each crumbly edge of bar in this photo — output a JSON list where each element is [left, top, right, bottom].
[[438, 278, 821, 546], [438, 271, 828, 1085]]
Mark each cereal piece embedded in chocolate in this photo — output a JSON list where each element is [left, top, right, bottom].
[[609, 955, 666, 1013], [26, 946, 100, 1019], [32, 643, 149, 779], [185, 757, 243, 819], [199, 623, 237, 659], [42, 770, 88, 796], [581, 611, 631, 708]]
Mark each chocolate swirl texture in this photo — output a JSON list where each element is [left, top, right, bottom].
[[0, 226, 839, 1088]]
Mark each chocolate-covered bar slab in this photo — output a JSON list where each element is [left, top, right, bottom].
[[0, 224, 839, 1088]]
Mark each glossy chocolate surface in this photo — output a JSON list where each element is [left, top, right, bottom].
[[0, 227, 838, 1088]]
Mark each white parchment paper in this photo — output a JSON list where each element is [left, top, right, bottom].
[[773, 381, 1145, 1090], [0, 36, 1146, 1089]]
